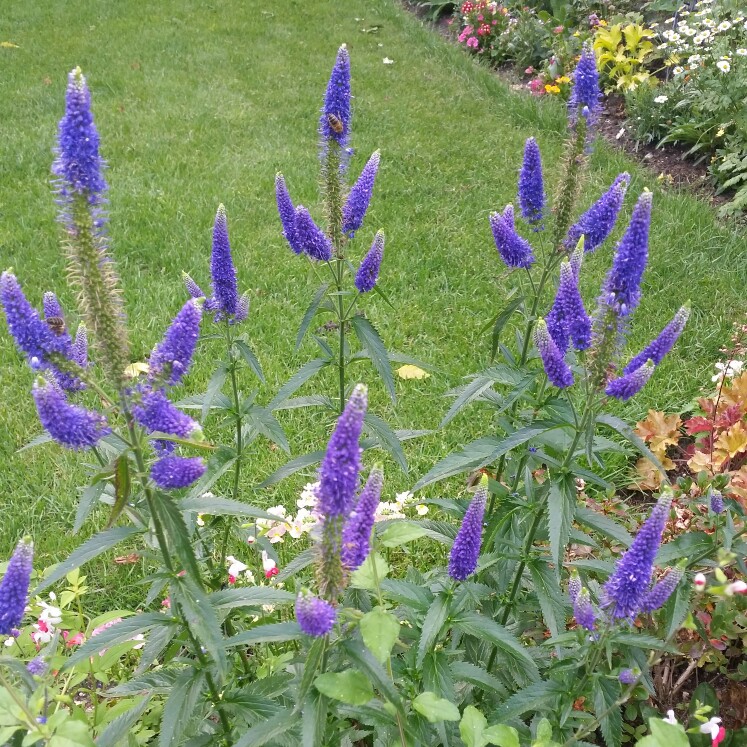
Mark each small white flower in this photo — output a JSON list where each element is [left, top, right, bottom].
[[717, 20, 731, 31], [725, 579, 747, 596], [196, 513, 205, 527], [615, 126, 626, 140], [688, 54, 702, 63], [383, 57, 394, 65], [662, 710, 678, 725], [712, 360, 744, 382], [416, 504, 429, 516], [261, 551, 277, 574], [657, 42, 669, 50], [737, 48, 747, 56], [702, 18, 715, 28], [3, 637, 15, 648], [262, 604, 276, 614], [673, 66, 685, 74], [694, 572, 707, 589], [298, 482, 319, 509], [38, 602, 62, 626], [654, 95, 669, 103], [700, 717, 722, 738], [226, 556, 248, 578], [395, 490, 413, 505]]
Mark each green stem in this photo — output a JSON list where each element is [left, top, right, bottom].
[[0, 668, 37, 731], [338, 261, 346, 415]]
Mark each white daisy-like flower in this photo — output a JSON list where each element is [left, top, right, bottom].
[[717, 59, 731, 72], [415, 504, 429, 516], [654, 95, 669, 103], [673, 66, 685, 74], [297, 482, 319, 509], [717, 20, 731, 31], [688, 54, 702, 63], [737, 48, 747, 56], [702, 18, 715, 27]]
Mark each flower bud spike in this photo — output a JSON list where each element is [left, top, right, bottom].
[[354, 230, 384, 293], [605, 359, 655, 401], [623, 304, 690, 375], [210, 204, 239, 318], [275, 173, 303, 254], [489, 205, 535, 269], [534, 318, 573, 388], [151, 456, 206, 490], [296, 591, 336, 637], [294, 206, 333, 262], [341, 466, 384, 571], [517, 137, 545, 229], [565, 173, 630, 252], [0, 538, 34, 635]]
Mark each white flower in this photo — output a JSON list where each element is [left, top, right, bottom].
[[673, 66, 685, 74], [662, 710, 679, 725], [395, 490, 413, 505], [654, 95, 669, 103], [196, 513, 205, 527], [688, 54, 702, 63], [262, 604, 275, 614], [702, 18, 715, 28], [615, 126, 626, 140], [700, 717, 722, 737], [38, 601, 62, 626], [383, 57, 394, 65], [415, 504, 429, 516], [226, 555, 248, 578], [717, 20, 731, 31], [725, 579, 747, 596], [298, 482, 319, 509], [374, 501, 405, 522], [737, 48, 747, 56], [694, 572, 707, 589], [261, 551, 277, 575], [712, 360, 743, 382], [3, 637, 15, 648], [657, 42, 669, 50]]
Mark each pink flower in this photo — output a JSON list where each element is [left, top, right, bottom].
[[92, 618, 123, 637], [492, 19, 497, 24], [525, 66, 535, 74], [713, 726, 726, 747], [162, 597, 171, 609], [477, 14, 484, 20], [694, 573, 707, 590], [466, 37, 479, 48], [553, 25, 564, 34], [725, 580, 747, 596], [63, 631, 85, 647], [528, 78, 545, 95]]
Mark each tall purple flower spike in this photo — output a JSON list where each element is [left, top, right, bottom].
[[319, 46, 351, 148], [151, 456, 206, 490], [343, 151, 381, 237], [341, 467, 384, 571], [569, 45, 601, 125], [354, 230, 384, 293], [210, 204, 239, 318], [517, 137, 545, 228], [132, 388, 200, 442], [275, 173, 303, 254], [599, 191, 653, 318], [638, 567, 684, 614], [149, 299, 203, 387], [605, 359, 655, 401], [317, 384, 367, 518], [294, 206, 333, 262], [623, 305, 689, 375], [296, 592, 337, 637], [448, 481, 488, 581], [534, 319, 573, 388], [0, 538, 34, 635], [489, 205, 535, 269], [602, 493, 671, 619], [32, 377, 109, 450], [565, 173, 630, 252], [573, 587, 597, 631], [546, 260, 591, 353]]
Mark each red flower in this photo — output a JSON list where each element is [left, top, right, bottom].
[[713, 726, 726, 746]]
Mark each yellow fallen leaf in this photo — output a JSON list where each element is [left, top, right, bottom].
[[396, 364, 429, 380], [715, 421, 747, 458], [124, 361, 150, 378], [1, 41, 20, 48]]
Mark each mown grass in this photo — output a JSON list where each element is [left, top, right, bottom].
[[0, 0, 745, 610]]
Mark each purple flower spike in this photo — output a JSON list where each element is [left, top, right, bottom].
[[295, 592, 337, 637], [52, 68, 107, 203], [711, 491, 725, 515], [568, 572, 582, 605], [1, 271, 71, 368], [0, 538, 33, 635], [210, 204, 239, 318], [151, 456, 205, 490], [517, 138, 545, 228], [294, 206, 333, 262], [72, 324, 88, 368], [573, 587, 597, 631], [600, 191, 653, 317], [623, 305, 690, 375], [275, 173, 302, 254], [149, 299, 203, 387], [318, 384, 367, 518], [43, 292, 64, 321], [319, 46, 351, 147], [605, 359, 655, 401], [569, 45, 601, 124], [27, 657, 47, 677], [603, 494, 671, 619], [566, 173, 630, 252], [354, 230, 384, 293], [547, 261, 591, 353], [343, 151, 381, 237], [534, 319, 574, 389], [183, 272, 206, 300], [489, 205, 535, 269], [341, 467, 384, 571], [32, 378, 109, 450], [619, 668, 637, 685], [234, 293, 250, 324], [638, 567, 684, 614], [132, 388, 200, 440], [448, 481, 488, 581]]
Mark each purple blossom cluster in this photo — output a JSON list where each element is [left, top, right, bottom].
[[489, 205, 535, 269], [319, 46, 351, 149], [568, 45, 602, 125], [622, 305, 690, 376], [296, 592, 337, 637], [0, 538, 34, 635], [546, 259, 591, 353], [448, 482, 488, 581], [150, 456, 206, 490], [354, 231, 384, 293], [294, 206, 333, 261], [341, 467, 384, 571], [210, 204, 239, 320], [605, 359, 655, 401], [148, 299, 203, 386], [517, 137, 545, 228], [534, 319, 574, 389], [343, 151, 380, 238]]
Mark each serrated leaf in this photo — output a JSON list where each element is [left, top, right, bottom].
[[548, 480, 574, 574], [379, 522, 427, 547], [488, 295, 524, 361], [451, 662, 507, 697], [575, 506, 633, 548], [315, 670, 374, 706], [493, 681, 565, 721], [296, 283, 330, 351], [417, 595, 449, 668], [363, 412, 408, 473], [33, 526, 142, 594], [269, 359, 329, 410], [224, 622, 302, 648], [48, 719, 96, 747], [423, 651, 456, 702], [179, 494, 278, 521], [301, 689, 328, 747], [351, 315, 395, 403], [350, 552, 389, 591], [294, 636, 327, 714], [159, 670, 205, 747], [106, 455, 131, 529], [244, 405, 289, 453], [380, 578, 432, 610], [208, 587, 295, 611], [152, 492, 202, 582], [185, 445, 237, 499], [440, 377, 496, 428], [234, 339, 265, 384], [637, 720, 689, 747], [96, 696, 151, 747], [360, 608, 400, 664], [412, 692, 460, 723], [232, 708, 300, 747], [341, 639, 403, 710], [597, 414, 668, 479], [74, 481, 106, 534], [528, 561, 566, 638], [202, 364, 227, 422], [593, 677, 622, 747], [17, 431, 54, 453], [277, 547, 315, 582]]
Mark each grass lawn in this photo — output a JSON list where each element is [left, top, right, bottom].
[[1, 0, 745, 609]]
